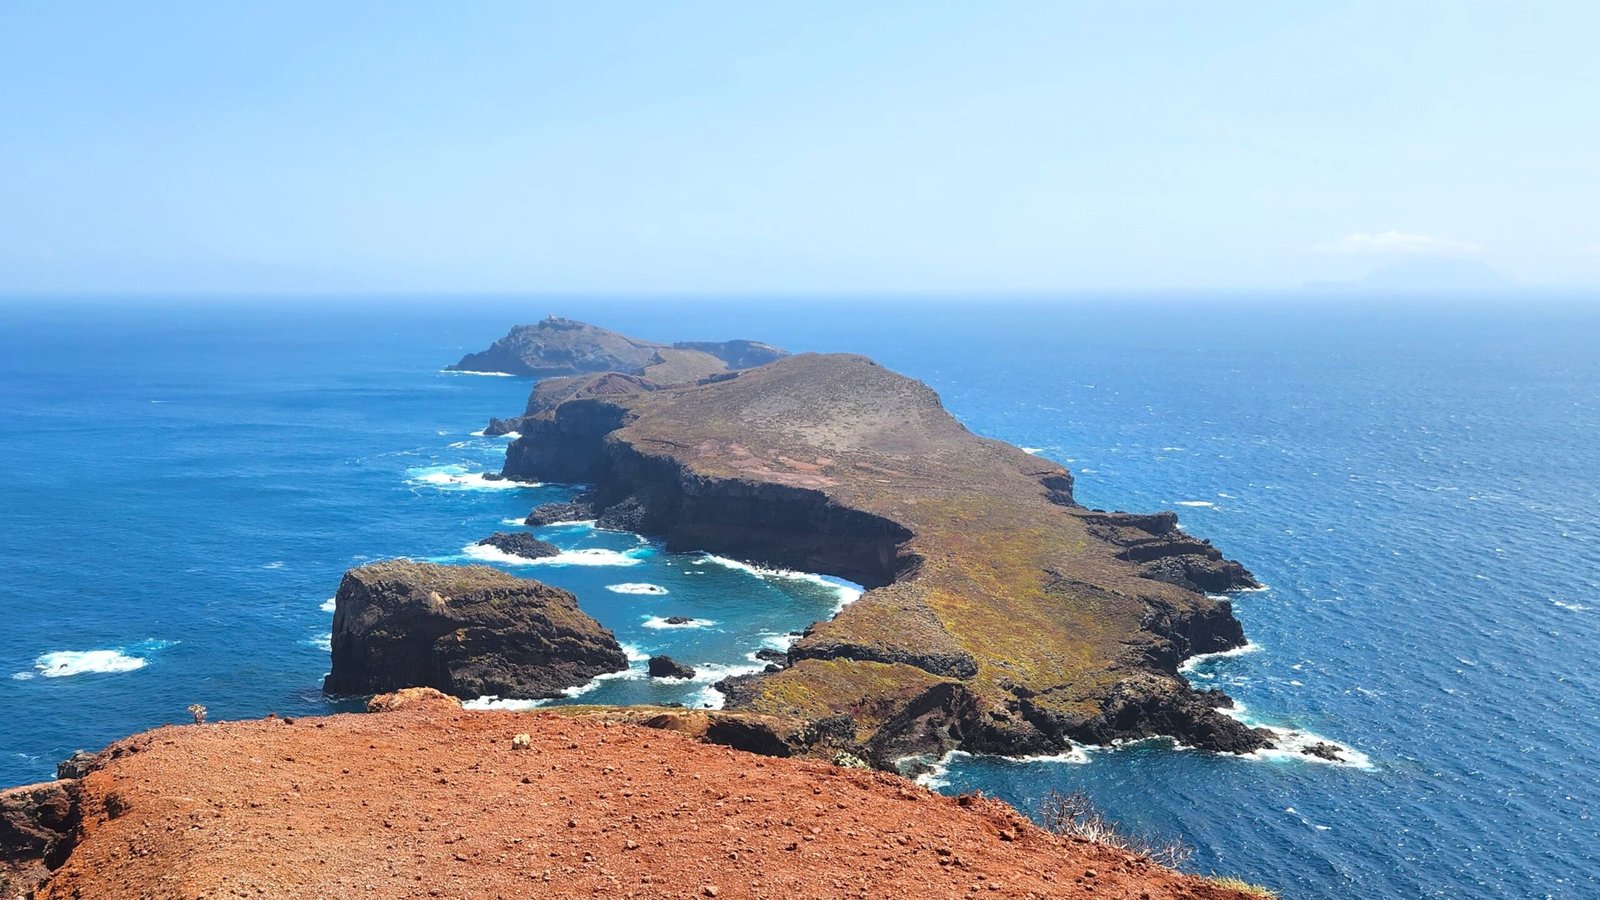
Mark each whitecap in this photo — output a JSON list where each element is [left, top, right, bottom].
[[320, 597, 337, 612], [405, 464, 541, 492], [262, 561, 284, 569], [608, 583, 669, 596], [692, 554, 864, 612], [464, 647, 650, 710], [462, 543, 644, 567], [305, 632, 332, 652], [1021, 447, 1045, 455], [442, 369, 515, 377], [1552, 600, 1591, 612], [31, 649, 148, 678], [540, 519, 598, 530], [757, 631, 799, 651], [640, 615, 714, 629], [1178, 641, 1263, 673], [1175, 500, 1215, 508]]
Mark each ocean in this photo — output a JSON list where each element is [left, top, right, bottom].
[[1, 296, 1596, 898]]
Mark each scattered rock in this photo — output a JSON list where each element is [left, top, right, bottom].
[[511, 734, 532, 751]]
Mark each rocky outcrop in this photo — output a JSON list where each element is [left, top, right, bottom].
[[474, 531, 559, 560], [524, 494, 597, 526], [0, 780, 79, 899], [647, 655, 696, 679], [672, 339, 788, 370], [497, 345, 1278, 762], [322, 561, 628, 700]]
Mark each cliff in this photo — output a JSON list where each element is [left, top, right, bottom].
[[501, 349, 1284, 764], [8, 699, 1265, 899], [322, 561, 628, 700]]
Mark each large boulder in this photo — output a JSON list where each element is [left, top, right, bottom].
[[322, 561, 628, 700], [1, 780, 80, 898]]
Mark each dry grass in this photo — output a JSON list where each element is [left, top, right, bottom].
[[1204, 876, 1280, 898], [1036, 790, 1194, 869]]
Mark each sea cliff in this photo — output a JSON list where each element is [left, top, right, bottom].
[[495, 343, 1283, 766]]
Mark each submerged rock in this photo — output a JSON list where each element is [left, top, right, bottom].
[[322, 561, 628, 700], [475, 531, 559, 560], [647, 655, 696, 680]]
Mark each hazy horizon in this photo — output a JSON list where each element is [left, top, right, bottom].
[[3, 2, 1598, 296]]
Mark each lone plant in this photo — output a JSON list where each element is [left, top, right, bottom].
[[1037, 790, 1193, 869], [187, 703, 207, 725]]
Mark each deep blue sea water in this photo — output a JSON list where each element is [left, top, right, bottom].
[[2, 296, 1597, 899]]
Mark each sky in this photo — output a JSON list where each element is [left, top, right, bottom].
[[1, 2, 1597, 295]]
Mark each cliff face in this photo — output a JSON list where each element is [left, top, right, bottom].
[[500, 351, 1277, 764], [322, 561, 628, 700]]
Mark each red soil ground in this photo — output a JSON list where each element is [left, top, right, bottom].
[[40, 701, 1260, 899]]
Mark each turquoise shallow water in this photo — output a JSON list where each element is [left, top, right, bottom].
[[1, 296, 1597, 898]]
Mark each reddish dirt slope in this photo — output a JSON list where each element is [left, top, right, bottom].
[[42, 704, 1257, 900]]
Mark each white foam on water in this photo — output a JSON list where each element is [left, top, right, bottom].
[[465, 647, 651, 711], [1552, 599, 1592, 612], [406, 464, 541, 492], [31, 649, 148, 678], [1021, 447, 1045, 455], [642, 616, 713, 631], [305, 632, 332, 652], [1175, 500, 1215, 508], [693, 554, 865, 612], [1178, 641, 1263, 673], [609, 583, 669, 595], [463, 543, 644, 567], [443, 369, 515, 377], [320, 597, 336, 612], [262, 561, 284, 569], [11, 672, 34, 681], [540, 520, 598, 530], [757, 631, 799, 651]]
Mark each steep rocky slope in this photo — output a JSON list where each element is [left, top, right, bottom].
[[501, 350, 1281, 765], [14, 699, 1263, 899], [322, 561, 628, 700]]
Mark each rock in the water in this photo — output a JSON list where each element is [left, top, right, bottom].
[[595, 496, 649, 532], [1302, 742, 1345, 762], [475, 531, 560, 560], [647, 655, 696, 679], [482, 416, 522, 437], [525, 495, 597, 526], [664, 615, 696, 626], [753, 648, 788, 665], [322, 561, 628, 700]]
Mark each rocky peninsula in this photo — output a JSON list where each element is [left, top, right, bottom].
[[478, 321, 1291, 767]]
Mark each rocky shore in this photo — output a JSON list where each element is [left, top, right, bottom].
[[487, 326, 1285, 766]]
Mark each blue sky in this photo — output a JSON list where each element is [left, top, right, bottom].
[[2, 2, 1596, 294]]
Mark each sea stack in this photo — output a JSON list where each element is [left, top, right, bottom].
[[323, 561, 628, 700]]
